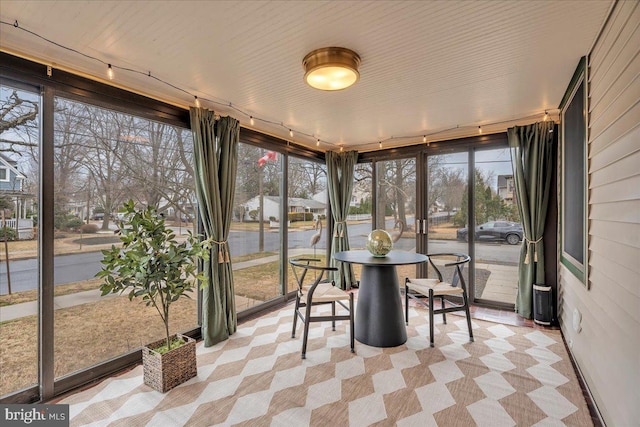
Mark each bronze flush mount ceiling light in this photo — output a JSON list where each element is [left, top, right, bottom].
[[303, 47, 361, 91]]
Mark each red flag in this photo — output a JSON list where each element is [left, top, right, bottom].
[[258, 151, 277, 167]]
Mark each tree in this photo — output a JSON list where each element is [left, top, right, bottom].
[[0, 89, 39, 154], [453, 169, 519, 226], [376, 159, 416, 229], [82, 107, 134, 230], [288, 158, 326, 199]]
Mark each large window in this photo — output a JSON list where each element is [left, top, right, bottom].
[[232, 143, 284, 309], [287, 156, 327, 289], [52, 96, 197, 378], [376, 157, 416, 283], [0, 81, 40, 397], [425, 152, 470, 290]]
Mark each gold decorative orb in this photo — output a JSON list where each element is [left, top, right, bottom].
[[366, 229, 393, 257]]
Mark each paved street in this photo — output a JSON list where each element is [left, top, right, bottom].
[[1, 219, 519, 294]]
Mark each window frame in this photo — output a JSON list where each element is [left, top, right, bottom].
[[559, 56, 589, 286], [0, 166, 8, 182]]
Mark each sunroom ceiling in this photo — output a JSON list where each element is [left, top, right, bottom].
[[0, 1, 612, 152]]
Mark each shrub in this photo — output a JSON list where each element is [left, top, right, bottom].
[[288, 212, 314, 222], [269, 216, 276, 221], [0, 226, 17, 241], [65, 218, 83, 230], [80, 223, 99, 234], [248, 210, 259, 221]]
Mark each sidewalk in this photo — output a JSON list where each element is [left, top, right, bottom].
[[0, 250, 311, 322]]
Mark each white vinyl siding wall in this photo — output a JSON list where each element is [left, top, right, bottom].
[[559, 2, 640, 426]]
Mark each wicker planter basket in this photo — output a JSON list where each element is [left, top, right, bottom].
[[143, 333, 197, 393]]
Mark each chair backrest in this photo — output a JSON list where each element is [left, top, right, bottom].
[[289, 258, 338, 294], [426, 253, 471, 289]]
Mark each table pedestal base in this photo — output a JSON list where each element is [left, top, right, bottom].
[[356, 265, 407, 347]]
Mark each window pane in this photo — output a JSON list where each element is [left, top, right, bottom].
[[52, 97, 197, 378], [287, 156, 327, 289], [0, 83, 40, 396], [376, 158, 416, 283], [232, 144, 283, 310], [473, 147, 520, 303], [428, 153, 469, 286]]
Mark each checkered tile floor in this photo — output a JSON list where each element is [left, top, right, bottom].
[[60, 303, 592, 426]]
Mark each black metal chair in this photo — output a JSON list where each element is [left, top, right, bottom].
[[289, 258, 355, 359], [405, 253, 473, 347]]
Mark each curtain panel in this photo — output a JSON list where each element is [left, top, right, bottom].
[[190, 108, 239, 346], [326, 150, 358, 289], [508, 121, 555, 318]]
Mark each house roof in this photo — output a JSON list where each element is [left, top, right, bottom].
[[0, 153, 25, 179], [260, 196, 325, 210]]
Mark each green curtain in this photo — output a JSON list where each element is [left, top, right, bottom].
[[326, 150, 358, 289], [508, 121, 555, 318], [190, 108, 239, 346]]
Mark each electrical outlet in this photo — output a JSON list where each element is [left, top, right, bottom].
[[572, 308, 582, 333]]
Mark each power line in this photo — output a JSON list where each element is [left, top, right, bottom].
[[1, 19, 556, 152]]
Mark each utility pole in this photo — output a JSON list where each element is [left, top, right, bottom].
[[258, 158, 264, 253], [1, 209, 12, 295]]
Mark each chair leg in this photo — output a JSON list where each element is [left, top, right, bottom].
[[291, 295, 300, 338], [428, 288, 435, 348], [332, 301, 336, 331], [301, 302, 312, 359], [441, 296, 447, 324], [349, 293, 355, 353], [463, 290, 474, 342], [405, 282, 409, 325]]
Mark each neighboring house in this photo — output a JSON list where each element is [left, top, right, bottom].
[[312, 188, 364, 208], [243, 196, 326, 221], [0, 153, 25, 194], [0, 153, 33, 239], [497, 174, 515, 204]]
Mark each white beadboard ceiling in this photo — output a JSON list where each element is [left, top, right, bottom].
[[0, 0, 612, 152]]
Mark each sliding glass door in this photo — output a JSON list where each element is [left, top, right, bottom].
[[472, 147, 520, 304], [423, 152, 470, 287], [416, 141, 517, 308]]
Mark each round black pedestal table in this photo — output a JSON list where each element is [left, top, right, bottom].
[[334, 250, 428, 347]]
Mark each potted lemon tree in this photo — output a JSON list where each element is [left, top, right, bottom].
[[97, 200, 211, 392]]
